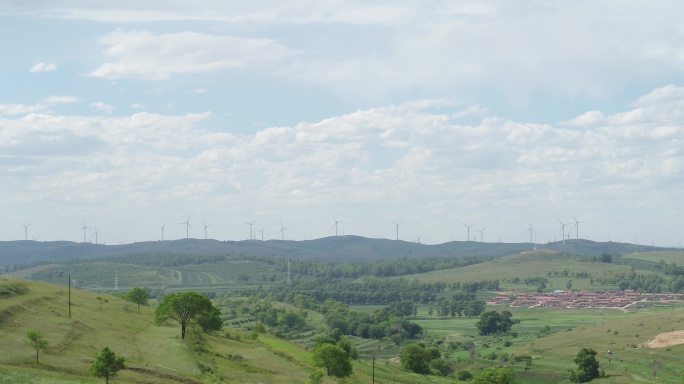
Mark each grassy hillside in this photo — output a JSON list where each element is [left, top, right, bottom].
[[0, 277, 465, 384], [623, 250, 684, 265], [408, 250, 640, 291]]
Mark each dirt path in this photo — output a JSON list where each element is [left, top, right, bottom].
[[645, 330, 684, 348]]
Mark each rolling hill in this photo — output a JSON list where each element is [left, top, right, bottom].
[[0, 236, 664, 267]]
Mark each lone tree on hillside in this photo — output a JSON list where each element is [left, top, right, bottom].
[[476, 310, 519, 335], [312, 343, 353, 377], [90, 346, 125, 384], [26, 330, 48, 364], [155, 291, 217, 339], [126, 287, 150, 312], [570, 348, 600, 382], [472, 367, 517, 384], [400, 343, 433, 374]]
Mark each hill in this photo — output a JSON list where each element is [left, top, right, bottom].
[[0, 237, 663, 267], [0, 277, 459, 384]]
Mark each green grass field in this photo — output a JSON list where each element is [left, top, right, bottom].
[[406, 304, 684, 383], [407, 250, 640, 292], [623, 250, 684, 265]]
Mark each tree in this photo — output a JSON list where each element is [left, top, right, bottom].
[[570, 348, 599, 382], [197, 306, 223, 332], [155, 292, 216, 339], [312, 343, 353, 377], [126, 287, 150, 312], [90, 346, 125, 384], [26, 330, 48, 364], [476, 311, 518, 336], [400, 343, 432, 374], [472, 367, 516, 384]]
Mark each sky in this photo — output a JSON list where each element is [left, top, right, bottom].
[[1, 1, 684, 245]]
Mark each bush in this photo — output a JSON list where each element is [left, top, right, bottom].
[[456, 370, 473, 381]]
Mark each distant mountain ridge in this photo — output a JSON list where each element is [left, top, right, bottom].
[[0, 236, 665, 267]]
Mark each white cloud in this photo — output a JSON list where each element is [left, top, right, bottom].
[[90, 102, 115, 113], [29, 62, 57, 73], [1, 86, 683, 243], [130, 103, 146, 110], [0, 103, 47, 115], [88, 30, 294, 80], [42, 95, 79, 104]]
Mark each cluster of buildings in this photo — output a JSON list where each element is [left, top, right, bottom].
[[492, 290, 684, 309]]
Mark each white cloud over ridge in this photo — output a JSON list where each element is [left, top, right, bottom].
[[1, 86, 683, 243]]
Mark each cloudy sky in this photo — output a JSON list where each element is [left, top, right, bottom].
[[1, 1, 684, 245]]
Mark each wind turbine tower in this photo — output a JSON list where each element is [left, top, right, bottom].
[[557, 219, 568, 244], [80, 221, 89, 243], [477, 226, 487, 242], [574, 217, 583, 241], [526, 222, 535, 249], [279, 222, 286, 240], [244, 220, 255, 240], [161, 224, 165, 241], [392, 221, 401, 241], [258, 227, 265, 241], [93, 227, 99, 245], [180, 216, 191, 239], [21, 223, 31, 241], [202, 222, 211, 239], [463, 223, 473, 242], [332, 217, 343, 237]]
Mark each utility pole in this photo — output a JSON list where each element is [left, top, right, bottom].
[[68, 274, 71, 319]]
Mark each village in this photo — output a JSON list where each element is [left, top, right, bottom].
[[492, 290, 684, 309]]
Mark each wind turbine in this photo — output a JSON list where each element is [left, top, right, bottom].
[[93, 227, 99, 245], [21, 223, 31, 241], [463, 223, 473, 242], [557, 218, 568, 244], [332, 216, 343, 237], [392, 221, 401, 241], [244, 220, 255, 240], [258, 227, 265, 241], [202, 222, 211, 239], [526, 222, 534, 243], [279, 222, 286, 240], [573, 217, 583, 240], [161, 224, 165, 241], [477, 226, 487, 242], [80, 220, 89, 243], [180, 216, 191, 239]]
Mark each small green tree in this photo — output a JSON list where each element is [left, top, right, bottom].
[[570, 348, 600, 382], [26, 330, 48, 364], [126, 287, 150, 312], [472, 367, 516, 384], [90, 346, 125, 384], [312, 343, 353, 377], [400, 343, 432, 374], [155, 292, 216, 339]]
